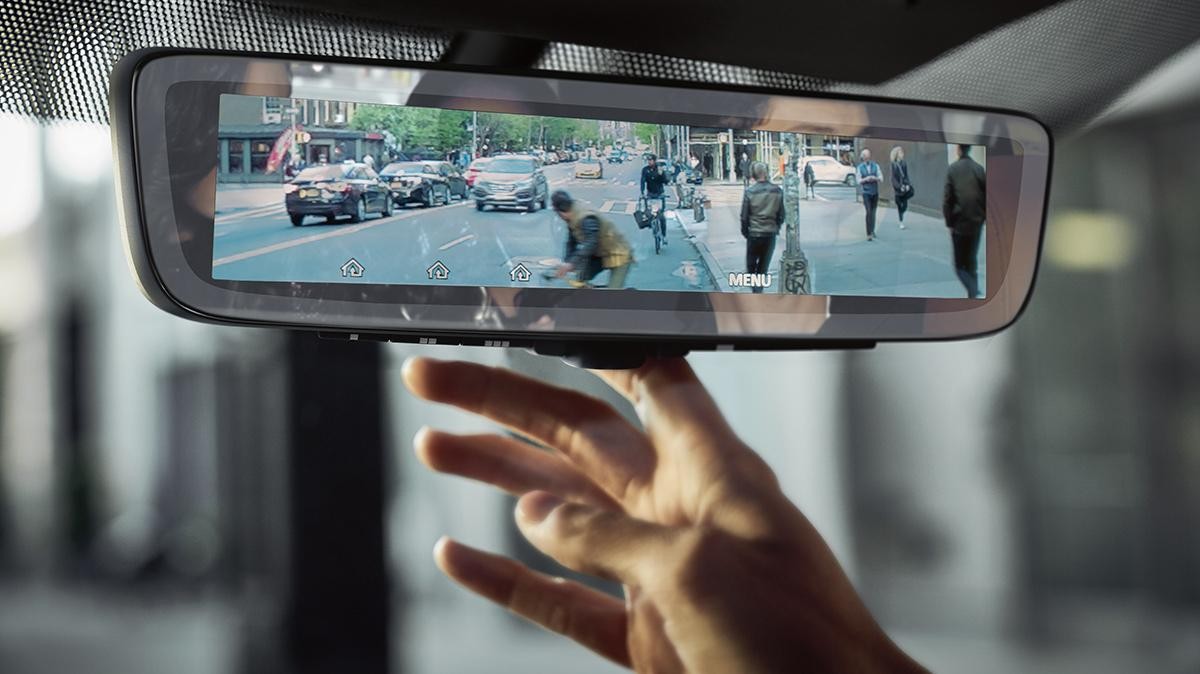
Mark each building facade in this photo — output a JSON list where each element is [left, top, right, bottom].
[[217, 95, 383, 183]]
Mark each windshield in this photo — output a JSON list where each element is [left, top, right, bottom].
[[12, 5, 1200, 674], [293, 165, 348, 181], [485, 157, 535, 173]]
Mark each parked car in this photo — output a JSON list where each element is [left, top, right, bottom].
[[284, 162, 392, 226], [472, 154, 549, 212], [800, 155, 857, 186], [423, 160, 469, 200], [543, 152, 558, 165], [574, 156, 603, 179], [464, 157, 491, 187], [378, 161, 460, 207]]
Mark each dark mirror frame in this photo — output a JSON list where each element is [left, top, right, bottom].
[[111, 49, 1052, 358]]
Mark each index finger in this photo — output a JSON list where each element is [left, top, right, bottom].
[[403, 357, 655, 504]]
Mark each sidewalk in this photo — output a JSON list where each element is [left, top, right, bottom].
[[676, 184, 985, 298]]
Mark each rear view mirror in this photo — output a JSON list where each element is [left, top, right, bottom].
[[111, 50, 1050, 362]]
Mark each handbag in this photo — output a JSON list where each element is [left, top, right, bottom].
[[633, 197, 653, 229]]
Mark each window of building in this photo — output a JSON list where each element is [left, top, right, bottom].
[[250, 139, 272, 174], [228, 140, 244, 173]]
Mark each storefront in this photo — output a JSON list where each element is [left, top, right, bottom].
[[687, 127, 760, 181], [218, 125, 384, 183]]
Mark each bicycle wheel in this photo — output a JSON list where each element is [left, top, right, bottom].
[[653, 220, 662, 254]]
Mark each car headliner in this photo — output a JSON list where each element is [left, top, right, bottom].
[[3, 0, 1200, 136]]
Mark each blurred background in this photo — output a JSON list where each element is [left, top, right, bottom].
[[4, 38, 1200, 674]]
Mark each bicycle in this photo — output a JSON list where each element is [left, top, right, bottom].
[[691, 187, 707, 223], [675, 180, 695, 209], [643, 193, 668, 255]]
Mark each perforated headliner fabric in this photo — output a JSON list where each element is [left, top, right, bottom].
[[2, 0, 1200, 134], [0, 0, 448, 124]]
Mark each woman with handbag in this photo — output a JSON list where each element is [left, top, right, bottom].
[[890, 145, 913, 229]]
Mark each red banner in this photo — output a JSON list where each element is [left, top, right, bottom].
[[265, 126, 298, 174]]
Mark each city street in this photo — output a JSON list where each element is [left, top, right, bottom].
[[213, 160, 715, 291], [680, 181, 987, 298]]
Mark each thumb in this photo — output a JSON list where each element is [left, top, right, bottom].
[[516, 491, 676, 585]]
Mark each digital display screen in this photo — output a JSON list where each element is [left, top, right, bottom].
[[214, 93, 988, 299]]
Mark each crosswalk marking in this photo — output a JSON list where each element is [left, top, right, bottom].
[[597, 200, 638, 214]]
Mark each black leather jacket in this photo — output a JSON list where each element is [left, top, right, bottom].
[[640, 164, 671, 197]]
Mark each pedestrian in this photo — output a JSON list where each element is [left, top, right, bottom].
[[738, 152, 749, 187], [943, 144, 987, 298], [890, 145, 912, 229], [551, 190, 633, 289], [856, 148, 883, 240], [703, 151, 714, 178], [803, 159, 816, 199], [740, 161, 785, 294]]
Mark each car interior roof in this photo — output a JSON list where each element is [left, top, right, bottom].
[[3, 0, 1200, 138]]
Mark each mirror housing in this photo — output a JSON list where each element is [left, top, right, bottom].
[[110, 49, 1051, 361]]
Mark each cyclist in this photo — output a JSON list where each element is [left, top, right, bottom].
[[551, 190, 633, 289], [639, 153, 672, 246]]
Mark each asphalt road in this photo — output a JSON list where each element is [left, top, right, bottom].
[[213, 160, 715, 292]]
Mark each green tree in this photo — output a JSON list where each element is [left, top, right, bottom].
[[634, 123, 659, 146], [351, 104, 471, 154]]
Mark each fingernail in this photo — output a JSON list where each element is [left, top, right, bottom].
[[412, 425, 432, 449], [401, 356, 422, 381], [432, 535, 451, 561], [518, 492, 563, 524]]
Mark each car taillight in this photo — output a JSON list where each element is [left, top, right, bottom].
[[326, 182, 351, 193]]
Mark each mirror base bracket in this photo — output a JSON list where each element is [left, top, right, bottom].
[[320, 332, 876, 369]]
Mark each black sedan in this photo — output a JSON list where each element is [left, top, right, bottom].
[[284, 163, 393, 226], [379, 161, 465, 207]]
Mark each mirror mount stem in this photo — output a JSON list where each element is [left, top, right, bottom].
[[440, 31, 549, 68]]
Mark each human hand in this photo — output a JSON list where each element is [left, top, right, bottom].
[[403, 357, 927, 674]]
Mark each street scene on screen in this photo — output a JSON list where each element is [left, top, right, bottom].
[[213, 94, 987, 298]]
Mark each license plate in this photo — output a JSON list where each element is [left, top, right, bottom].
[[299, 188, 319, 198]]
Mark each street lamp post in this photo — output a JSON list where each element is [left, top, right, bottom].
[[778, 132, 811, 294]]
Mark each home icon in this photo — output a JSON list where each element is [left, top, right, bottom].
[[426, 260, 450, 280], [340, 258, 365, 278], [509, 263, 532, 283]]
